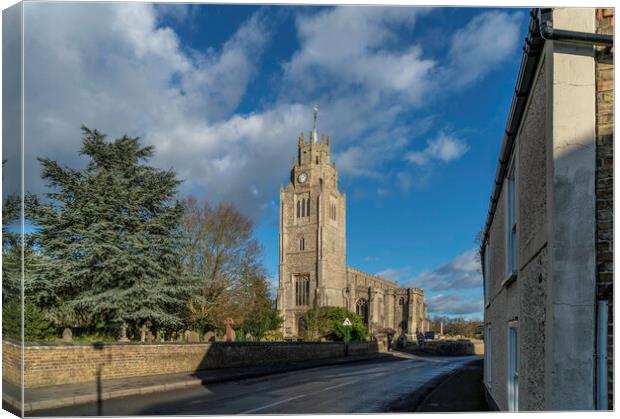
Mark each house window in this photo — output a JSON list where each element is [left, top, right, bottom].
[[507, 323, 519, 411], [299, 237, 305, 251], [295, 275, 310, 306], [505, 163, 517, 275], [485, 325, 492, 388], [484, 241, 491, 305]]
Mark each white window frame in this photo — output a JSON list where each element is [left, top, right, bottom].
[[507, 322, 519, 412], [505, 159, 518, 276], [485, 324, 492, 388], [484, 241, 491, 306]]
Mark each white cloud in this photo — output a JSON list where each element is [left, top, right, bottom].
[[21, 2, 287, 215], [406, 132, 469, 166], [446, 11, 523, 87], [425, 293, 482, 317], [375, 268, 406, 284], [18, 4, 522, 220], [407, 248, 481, 291]]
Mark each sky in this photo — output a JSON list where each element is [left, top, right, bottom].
[[4, 2, 530, 320]]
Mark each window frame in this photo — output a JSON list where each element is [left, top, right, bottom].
[[504, 157, 518, 276], [507, 322, 519, 412], [485, 324, 492, 388], [484, 240, 492, 305]]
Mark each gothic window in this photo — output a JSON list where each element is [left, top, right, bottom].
[[356, 298, 369, 325], [301, 198, 306, 217], [297, 200, 301, 218], [299, 237, 305, 251], [295, 275, 310, 306], [306, 198, 310, 216]]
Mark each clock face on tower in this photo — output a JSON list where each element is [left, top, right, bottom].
[[297, 172, 308, 184]]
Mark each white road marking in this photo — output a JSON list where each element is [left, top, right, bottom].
[[239, 394, 306, 414]]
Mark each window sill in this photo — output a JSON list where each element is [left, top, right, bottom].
[[500, 272, 517, 289]]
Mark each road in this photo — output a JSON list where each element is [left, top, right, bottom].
[[31, 352, 479, 416]]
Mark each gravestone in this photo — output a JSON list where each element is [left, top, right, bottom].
[[62, 328, 73, 342], [186, 331, 200, 343], [118, 323, 130, 343], [203, 331, 216, 343], [225, 318, 235, 342]]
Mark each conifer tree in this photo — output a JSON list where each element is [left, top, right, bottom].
[[28, 126, 186, 335]]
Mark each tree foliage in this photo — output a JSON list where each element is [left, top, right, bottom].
[[430, 316, 483, 339], [26, 126, 187, 334], [181, 196, 281, 337], [299, 306, 367, 342]]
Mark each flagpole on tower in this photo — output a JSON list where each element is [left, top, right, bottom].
[[313, 105, 319, 142]]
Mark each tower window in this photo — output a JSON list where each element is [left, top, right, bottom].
[[330, 203, 337, 221], [297, 200, 301, 218], [295, 275, 310, 306], [399, 297, 405, 306], [307, 198, 310, 216], [301, 198, 306, 217], [316, 156, 319, 164], [299, 237, 305, 251]]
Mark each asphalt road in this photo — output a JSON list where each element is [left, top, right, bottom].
[[30, 352, 478, 416]]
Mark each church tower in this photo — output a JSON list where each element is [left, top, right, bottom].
[[277, 108, 347, 337]]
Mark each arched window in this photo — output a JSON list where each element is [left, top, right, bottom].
[[301, 198, 306, 217], [297, 200, 301, 218], [299, 237, 305, 251], [295, 275, 310, 306], [306, 198, 310, 216], [399, 297, 405, 306], [356, 298, 369, 325]]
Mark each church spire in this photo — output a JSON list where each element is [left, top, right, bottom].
[[312, 105, 319, 142]]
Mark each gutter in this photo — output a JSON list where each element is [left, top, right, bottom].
[[481, 9, 544, 251], [480, 8, 614, 252]]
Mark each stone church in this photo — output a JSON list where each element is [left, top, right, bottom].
[[277, 113, 430, 339]]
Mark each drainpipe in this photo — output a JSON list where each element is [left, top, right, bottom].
[[596, 300, 609, 410], [538, 8, 614, 46]]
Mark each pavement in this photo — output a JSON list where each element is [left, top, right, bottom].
[[11, 351, 479, 416], [387, 358, 489, 412], [416, 359, 489, 412]]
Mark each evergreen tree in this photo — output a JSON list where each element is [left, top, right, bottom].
[[28, 126, 186, 335]]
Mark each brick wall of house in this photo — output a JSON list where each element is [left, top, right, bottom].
[[595, 7, 614, 410], [2, 339, 378, 388]]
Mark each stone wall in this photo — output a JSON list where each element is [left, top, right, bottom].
[[3, 339, 378, 388], [595, 7, 614, 410]]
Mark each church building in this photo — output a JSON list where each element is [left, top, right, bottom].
[[277, 111, 430, 339]]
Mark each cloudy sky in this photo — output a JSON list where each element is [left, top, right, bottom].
[[6, 2, 528, 319]]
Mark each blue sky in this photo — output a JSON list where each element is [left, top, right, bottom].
[[10, 2, 529, 320]]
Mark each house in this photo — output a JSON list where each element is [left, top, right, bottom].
[[481, 7, 613, 411]]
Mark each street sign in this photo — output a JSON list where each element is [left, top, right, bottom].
[[343, 318, 352, 327]]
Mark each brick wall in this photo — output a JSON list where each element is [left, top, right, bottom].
[[2, 339, 378, 388], [595, 7, 614, 410], [2, 339, 22, 387]]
